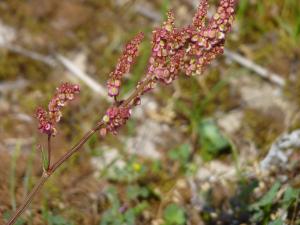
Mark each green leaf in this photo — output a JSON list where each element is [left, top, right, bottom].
[[282, 186, 300, 209], [251, 210, 264, 222], [48, 215, 73, 225], [251, 182, 281, 209], [198, 119, 231, 160], [283, 186, 299, 202], [124, 209, 135, 225], [268, 218, 284, 225], [133, 202, 148, 214], [168, 144, 191, 165], [163, 204, 186, 225], [41, 146, 49, 171], [126, 185, 150, 200]]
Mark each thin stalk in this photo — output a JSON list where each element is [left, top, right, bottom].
[[50, 123, 103, 172], [7, 173, 48, 225], [122, 76, 153, 106], [6, 125, 101, 225], [6, 75, 154, 225]]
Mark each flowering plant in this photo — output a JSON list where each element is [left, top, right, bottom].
[[6, 0, 237, 224]]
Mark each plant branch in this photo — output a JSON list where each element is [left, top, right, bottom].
[[50, 122, 103, 172], [122, 76, 153, 107], [6, 0, 237, 219], [6, 173, 48, 225], [6, 74, 154, 225]]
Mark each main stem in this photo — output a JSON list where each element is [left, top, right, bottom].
[[6, 76, 154, 225], [6, 173, 49, 225]]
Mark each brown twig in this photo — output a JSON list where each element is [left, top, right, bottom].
[[6, 173, 48, 225], [50, 123, 103, 172]]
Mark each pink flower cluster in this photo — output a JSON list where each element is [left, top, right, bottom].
[[101, 106, 131, 135], [146, 0, 237, 84], [36, 83, 80, 136], [100, 0, 237, 135], [36, 107, 53, 135], [146, 11, 186, 85], [107, 32, 144, 97], [37, 1, 236, 137]]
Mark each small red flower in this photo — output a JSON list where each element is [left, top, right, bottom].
[[102, 106, 131, 135], [107, 32, 144, 98], [145, 0, 236, 84], [35, 83, 80, 136]]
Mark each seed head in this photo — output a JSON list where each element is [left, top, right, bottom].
[[35, 83, 80, 136], [102, 106, 131, 135], [107, 32, 144, 98]]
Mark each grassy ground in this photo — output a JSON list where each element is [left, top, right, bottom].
[[0, 0, 300, 224]]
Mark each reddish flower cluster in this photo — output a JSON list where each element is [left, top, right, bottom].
[[145, 0, 236, 84], [107, 32, 144, 97], [101, 106, 131, 135], [181, 0, 236, 76], [100, 0, 237, 135], [36, 107, 53, 135], [192, 0, 209, 30], [146, 11, 187, 85], [35, 83, 80, 136]]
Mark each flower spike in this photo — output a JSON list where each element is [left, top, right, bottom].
[[35, 82, 80, 136], [192, 0, 209, 30], [107, 32, 144, 98]]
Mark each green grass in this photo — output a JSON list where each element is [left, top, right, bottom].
[[9, 142, 22, 211]]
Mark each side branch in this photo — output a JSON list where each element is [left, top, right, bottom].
[[50, 122, 103, 172], [6, 74, 153, 225]]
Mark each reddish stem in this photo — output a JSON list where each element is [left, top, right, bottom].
[[50, 122, 103, 172], [6, 173, 48, 225]]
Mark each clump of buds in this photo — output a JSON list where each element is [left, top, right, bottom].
[[101, 106, 131, 135], [34, 0, 236, 138], [36, 107, 53, 135], [99, 0, 237, 135], [146, 11, 186, 85], [146, 0, 236, 84], [35, 83, 80, 136], [107, 32, 144, 98]]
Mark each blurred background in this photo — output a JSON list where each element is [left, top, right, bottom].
[[0, 0, 300, 224]]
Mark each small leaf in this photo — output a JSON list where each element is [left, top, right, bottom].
[[251, 210, 264, 222], [163, 204, 186, 225], [40, 146, 49, 171], [282, 186, 300, 209], [133, 202, 148, 214], [268, 218, 284, 225], [124, 209, 135, 225], [126, 185, 149, 200], [283, 186, 299, 203], [198, 119, 231, 160], [251, 182, 281, 209], [168, 144, 191, 165]]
